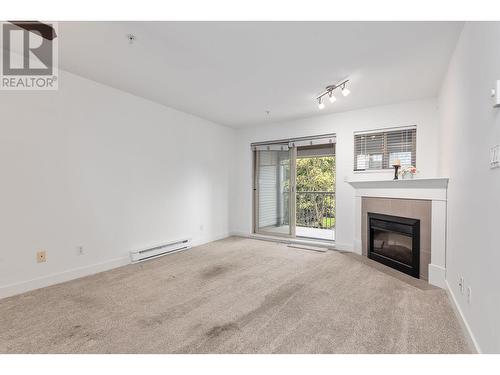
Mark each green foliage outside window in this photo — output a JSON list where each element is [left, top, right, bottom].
[[295, 156, 336, 229]]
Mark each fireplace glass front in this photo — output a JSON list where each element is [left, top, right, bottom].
[[368, 213, 420, 278]]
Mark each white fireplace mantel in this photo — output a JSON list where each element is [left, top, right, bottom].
[[347, 177, 449, 189], [348, 177, 449, 288], [347, 177, 449, 201]]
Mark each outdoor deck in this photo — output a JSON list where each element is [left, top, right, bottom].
[[258, 191, 335, 241], [296, 226, 335, 241]]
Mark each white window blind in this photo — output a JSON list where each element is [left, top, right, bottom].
[[354, 127, 416, 171]]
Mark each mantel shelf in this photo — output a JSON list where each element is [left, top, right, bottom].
[[346, 177, 449, 190]]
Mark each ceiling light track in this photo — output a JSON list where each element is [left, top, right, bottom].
[[316, 79, 350, 109]]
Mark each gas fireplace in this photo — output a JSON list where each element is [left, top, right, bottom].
[[368, 212, 420, 278]]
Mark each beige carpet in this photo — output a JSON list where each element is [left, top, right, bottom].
[[0, 237, 470, 353]]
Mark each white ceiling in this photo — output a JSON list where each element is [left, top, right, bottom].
[[57, 22, 463, 128]]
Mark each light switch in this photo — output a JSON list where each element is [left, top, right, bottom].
[[490, 145, 500, 169], [493, 80, 500, 108]]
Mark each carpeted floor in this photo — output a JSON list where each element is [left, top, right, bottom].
[[0, 237, 470, 353]]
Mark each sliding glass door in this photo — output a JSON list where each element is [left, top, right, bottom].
[[294, 143, 335, 241], [254, 145, 294, 236], [253, 135, 336, 241]]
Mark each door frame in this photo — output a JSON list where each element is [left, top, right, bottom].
[[253, 147, 296, 238], [252, 133, 336, 240], [289, 146, 297, 238]]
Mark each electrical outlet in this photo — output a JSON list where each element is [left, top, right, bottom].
[[37, 250, 47, 263], [459, 276, 464, 294], [77, 246, 84, 256], [467, 287, 472, 304]]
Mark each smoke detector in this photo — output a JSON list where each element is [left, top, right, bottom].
[[127, 34, 136, 44]]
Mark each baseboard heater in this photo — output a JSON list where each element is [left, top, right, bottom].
[[130, 238, 191, 263]]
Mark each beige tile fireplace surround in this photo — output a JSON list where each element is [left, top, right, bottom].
[[348, 178, 449, 288], [361, 197, 431, 280]]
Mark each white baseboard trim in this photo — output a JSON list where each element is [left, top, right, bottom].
[[229, 231, 248, 238], [0, 256, 130, 300], [445, 280, 481, 353], [191, 232, 230, 247], [428, 264, 446, 289], [334, 243, 355, 252], [0, 233, 231, 301], [353, 239, 362, 253]]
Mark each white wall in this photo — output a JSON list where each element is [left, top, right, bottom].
[[438, 22, 500, 353], [0, 69, 234, 298], [229, 98, 441, 250]]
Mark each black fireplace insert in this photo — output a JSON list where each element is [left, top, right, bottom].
[[368, 212, 420, 278]]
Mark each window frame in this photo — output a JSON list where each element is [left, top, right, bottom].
[[353, 126, 417, 172]]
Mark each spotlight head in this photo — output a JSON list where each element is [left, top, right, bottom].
[[341, 84, 350, 97], [318, 98, 325, 110], [328, 91, 337, 103]]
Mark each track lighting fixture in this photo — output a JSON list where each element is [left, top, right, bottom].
[[329, 91, 337, 103], [318, 97, 325, 110], [315, 79, 350, 109], [341, 83, 350, 97]]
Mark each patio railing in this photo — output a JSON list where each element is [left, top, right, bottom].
[[282, 191, 335, 229]]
